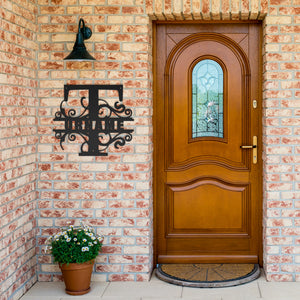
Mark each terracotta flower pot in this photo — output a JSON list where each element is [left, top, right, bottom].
[[59, 260, 94, 295]]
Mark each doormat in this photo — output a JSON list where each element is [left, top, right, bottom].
[[156, 264, 260, 288]]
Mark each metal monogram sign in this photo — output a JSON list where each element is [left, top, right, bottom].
[[53, 85, 134, 156]]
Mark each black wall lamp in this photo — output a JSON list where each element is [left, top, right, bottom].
[[64, 18, 95, 61]]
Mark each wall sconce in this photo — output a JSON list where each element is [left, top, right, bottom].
[[64, 18, 95, 61]]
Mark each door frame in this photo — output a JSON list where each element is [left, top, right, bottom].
[[153, 21, 263, 266]]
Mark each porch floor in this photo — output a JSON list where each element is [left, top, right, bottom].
[[20, 270, 300, 300]]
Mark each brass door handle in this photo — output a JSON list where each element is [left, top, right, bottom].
[[240, 136, 257, 164], [240, 145, 256, 149]]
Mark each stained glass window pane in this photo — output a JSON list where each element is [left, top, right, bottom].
[[192, 59, 223, 138]]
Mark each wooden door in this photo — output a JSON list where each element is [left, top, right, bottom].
[[154, 23, 262, 264]]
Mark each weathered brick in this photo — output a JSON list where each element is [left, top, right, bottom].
[[108, 274, 135, 281], [265, 16, 292, 24], [109, 255, 134, 263]]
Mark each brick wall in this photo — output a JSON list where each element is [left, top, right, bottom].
[[262, 1, 300, 281], [0, 0, 38, 299], [36, 0, 153, 283], [1, 0, 300, 298], [32, 0, 300, 285]]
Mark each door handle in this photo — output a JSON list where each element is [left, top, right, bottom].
[[240, 136, 257, 164], [240, 145, 256, 149]]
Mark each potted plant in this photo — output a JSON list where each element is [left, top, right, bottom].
[[45, 222, 104, 295]]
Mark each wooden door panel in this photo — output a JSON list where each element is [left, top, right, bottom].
[[168, 37, 249, 170], [155, 23, 262, 264], [168, 181, 249, 233], [166, 164, 249, 183]]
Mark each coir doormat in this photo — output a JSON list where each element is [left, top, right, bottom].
[[156, 264, 260, 288]]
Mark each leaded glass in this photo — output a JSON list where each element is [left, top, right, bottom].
[[192, 59, 223, 138]]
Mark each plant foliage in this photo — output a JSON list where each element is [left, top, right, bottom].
[[45, 223, 103, 264]]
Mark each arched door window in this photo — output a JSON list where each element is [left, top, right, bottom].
[[192, 59, 224, 138]]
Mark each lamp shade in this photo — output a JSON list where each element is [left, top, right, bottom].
[[64, 18, 95, 61]]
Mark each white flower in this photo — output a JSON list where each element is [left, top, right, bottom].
[[73, 238, 77, 241], [91, 236, 96, 240], [83, 239, 87, 242], [88, 242, 93, 246], [81, 246, 89, 252], [66, 238, 71, 242], [93, 241, 97, 244]]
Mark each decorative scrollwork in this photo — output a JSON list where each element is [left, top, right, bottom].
[[113, 133, 133, 149], [53, 85, 134, 156]]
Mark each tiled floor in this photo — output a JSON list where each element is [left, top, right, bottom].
[[20, 270, 300, 300]]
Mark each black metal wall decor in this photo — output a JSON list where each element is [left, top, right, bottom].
[[53, 85, 134, 156]]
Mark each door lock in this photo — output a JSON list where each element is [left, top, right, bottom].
[[240, 136, 257, 164], [253, 100, 257, 109]]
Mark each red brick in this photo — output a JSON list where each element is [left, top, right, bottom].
[[123, 209, 149, 218], [96, 264, 122, 273], [266, 35, 292, 43], [124, 264, 149, 272], [97, 210, 121, 218], [108, 274, 135, 281], [109, 255, 134, 263], [282, 228, 300, 235], [95, 6, 120, 14], [281, 26, 300, 33], [267, 255, 293, 264], [95, 43, 121, 51], [267, 274, 293, 281], [110, 237, 135, 245], [95, 25, 121, 33], [40, 210, 65, 218], [96, 173, 122, 180], [109, 219, 135, 227], [54, 201, 79, 208], [101, 246, 122, 254], [109, 200, 135, 208], [281, 62, 300, 70], [109, 182, 134, 190], [96, 191, 121, 199]]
